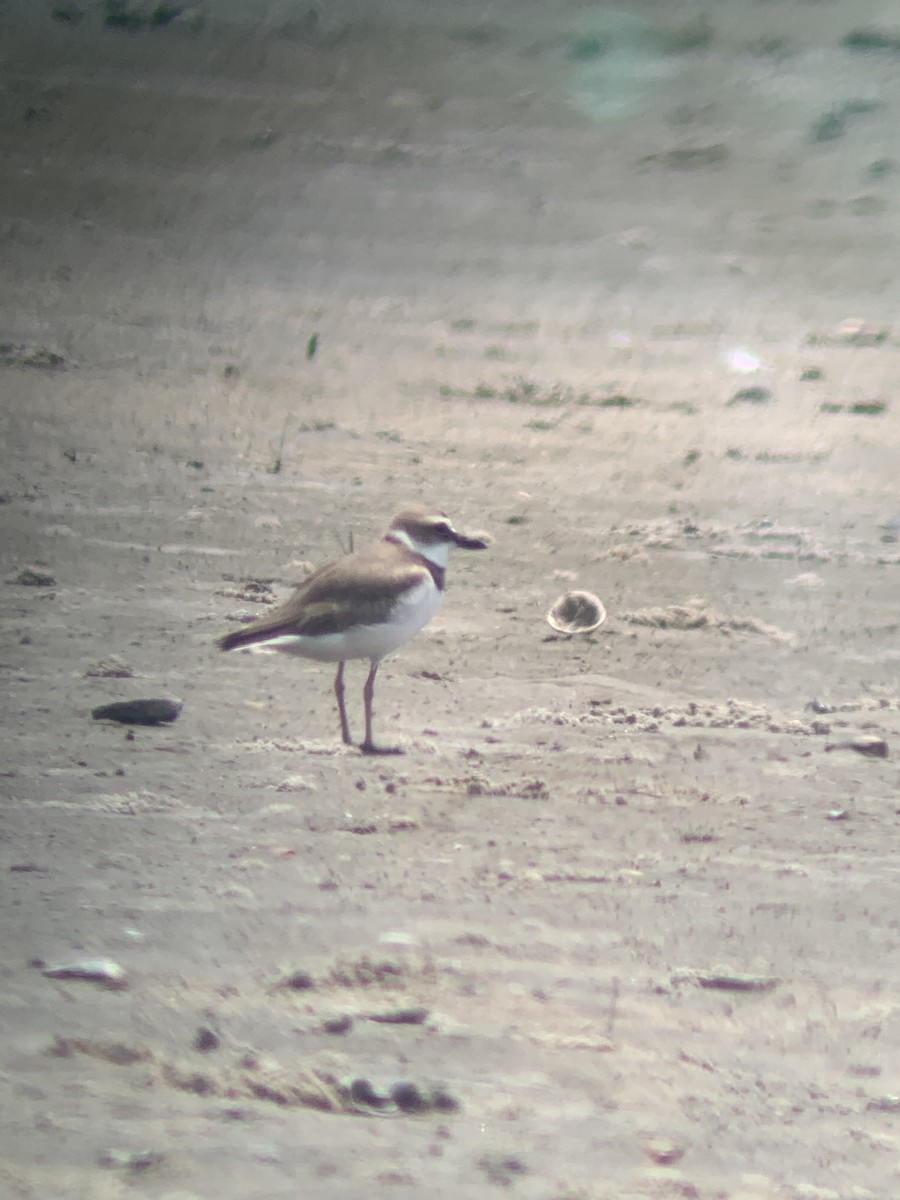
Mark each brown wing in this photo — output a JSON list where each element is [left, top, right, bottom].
[[218, 544, 430, 650]]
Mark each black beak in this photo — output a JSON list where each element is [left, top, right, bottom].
[[452, 530, 491, 550]]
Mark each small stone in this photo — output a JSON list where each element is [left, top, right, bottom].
[[219, 883, 255, 902], [841, 28, 900, 53], [0, 343, 66, 369], [824, 735, 888, 758], [42, 957, 128, 989], [85, 655, 134, 679], [567, 35, 608, 62], [366, 1006, 429, 1025], [848, 400, 887, 416], [276, 775, 317, 793], [430, 1085, 460, 1113], [728, 386, 772, 405], [811, 111, 846, 142], [696, 971, 778, 992], [48, 1035, 149, 1065], [193, 1023, 221, 1053], [645, 1139, 686, 1165], [98, 1149, 165, 1172], [391, 1081, 430, 1113], [388, 817, 419, 832], [659, 143, 729, 170], [91, 698, 182, 725], [379, 930, 417, 946], [341, 821, 378, 835], [9, 566, 56, 587], [477, 1154, 528, 1186], [867, 157, 897, 179], [834, 320, 888, 346], [322, 1014, 353, 1035], [278, 969, 315, 991], [347, 1078, 393, 1112]]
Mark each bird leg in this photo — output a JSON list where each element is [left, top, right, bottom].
[[334, 661, 353, 745], [360, 659, 403, 756]]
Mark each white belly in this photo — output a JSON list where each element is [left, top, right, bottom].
[[254, 578, 442, 663]]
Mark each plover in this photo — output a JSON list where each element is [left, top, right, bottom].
[[217, 506, 489, 754]]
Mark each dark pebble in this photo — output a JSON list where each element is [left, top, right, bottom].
[[10, 566, 56, 587], [825, 736, 888, 758], [366, 1006, 429, 1025], [811, 110, 846, 142], [322, 1014, 353, 1035], [279, 969, 315, 990], [728, 386, 772, 405], [841, 28, 900, 53], [194, 1023, 221, 1053], [391, 1081, 430, 1113], [91, 698, 182, 725], [696, 972, 778, 992], [349, 1078, 391, 1110]]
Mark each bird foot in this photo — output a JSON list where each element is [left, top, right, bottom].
[[359, 741, 404, 757]]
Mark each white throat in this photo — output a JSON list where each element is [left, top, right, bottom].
[[391, 529, 451, 569]]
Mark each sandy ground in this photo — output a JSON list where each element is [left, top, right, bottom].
[[3, 1, 900, 1196]]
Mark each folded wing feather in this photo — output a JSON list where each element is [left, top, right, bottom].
[[218, 546, 432, 650]]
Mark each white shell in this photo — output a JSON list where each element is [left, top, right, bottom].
[[43, 957, 128, 988], [547, 591, 606, 634]]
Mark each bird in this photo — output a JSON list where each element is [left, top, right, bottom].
[[217, 506, 489, 754]]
